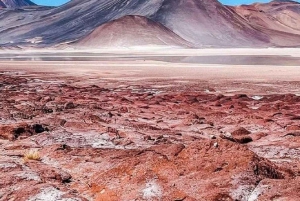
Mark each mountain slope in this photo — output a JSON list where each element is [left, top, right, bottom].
[[0, 1, 5, 8], [0, 0, 299, 48], [0, 0, 35, 8], [232, 0, 300, 46], [16, 0, 168, 45], [76, 15, 191, 48], [0, 0, 270, 47], [36, 0, 270, 47], [151, 0, 269, 47]]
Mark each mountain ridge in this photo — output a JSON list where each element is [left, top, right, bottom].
[[231, 0, 300, 46], [0, 0, 299, 48], [0, 0, 35, 8], [0, 0, 269, 47], [76, 15, 192, 48]]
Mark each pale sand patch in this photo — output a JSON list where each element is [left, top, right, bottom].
[[0, 48, 299, 96], [0, 60, 299, 82], [1, 47, 300, 57]]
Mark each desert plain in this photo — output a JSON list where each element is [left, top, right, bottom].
[[1, 48, 300, 201]]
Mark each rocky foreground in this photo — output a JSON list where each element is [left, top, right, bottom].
[[0, 70, 300, 201]]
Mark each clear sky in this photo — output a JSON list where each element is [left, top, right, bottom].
[[31, 0, 299, 6], [221, 0, 270, 5], [32, 0, 69, 6]]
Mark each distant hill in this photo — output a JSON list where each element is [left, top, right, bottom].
[[231, 0, 300, 46], [76, 15, 191, 48]]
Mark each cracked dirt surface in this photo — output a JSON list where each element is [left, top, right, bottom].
[[0, 61, 300, 201]]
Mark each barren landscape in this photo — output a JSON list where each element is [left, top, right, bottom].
[[1, 0, 300, 200], [0, 49, 300, 201], [1, 0, 300, 48]]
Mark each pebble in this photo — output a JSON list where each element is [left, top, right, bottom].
[[210, 135, 217, 139]]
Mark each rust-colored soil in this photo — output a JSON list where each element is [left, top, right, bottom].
[[0, 60, 300, 200]]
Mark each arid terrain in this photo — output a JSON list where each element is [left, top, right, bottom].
[[1, 0, 300, 200], [1, 0, 300, 48], [0, 49, 300, 201]]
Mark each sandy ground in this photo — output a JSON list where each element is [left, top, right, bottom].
[[2, 47, 300, 56], [1, 60, 300, 80], [0, 49, 300, 94]]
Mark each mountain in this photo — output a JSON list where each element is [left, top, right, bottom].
[[0, 1, 6, 8], [76, 15, 191, 48], [0, 0, 269, 48], [151, 0, 269, 47], [231, 0, 300, 46], [233, 0, 300, 34], [44, 0, 268, 47], [0, 0, 35, 8], [0, 0, 299, 48]]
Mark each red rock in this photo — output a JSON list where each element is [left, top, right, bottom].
[[251, 132, 268, 141], [231, 127, 251, 136], [221, 127, 253, 144], [64, 102, 76, 109], [0, 123, 32, 141], [286, 125, 300, 131], [1, 72, 300, 200], [26, 161, 72, 183]]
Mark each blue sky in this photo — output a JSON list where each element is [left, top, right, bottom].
[[220, 0, 270, 5], [31, 0, 298, 6], [32, 0, 69, 6]]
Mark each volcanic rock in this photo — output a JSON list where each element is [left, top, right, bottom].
[[232, 127, 251, 136], [64, 102, 75, 109], [0, 123, 47, 141], [26, 161, 72, 183], [221, 127, 253, 144], [88, 140, 285, 200], [284, 131, 300, 137], [286, 125, 300, 131]]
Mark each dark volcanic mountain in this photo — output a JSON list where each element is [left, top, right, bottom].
[[76, 15, 191, 48], [0, 0, 299, 48], [0, 0, 35, 8]]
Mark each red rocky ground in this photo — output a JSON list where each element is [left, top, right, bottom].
[[0, 70, 300, 201]]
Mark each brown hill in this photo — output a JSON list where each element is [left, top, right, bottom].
[[232, 0, 300, 46], [77, 15, 191, 48]]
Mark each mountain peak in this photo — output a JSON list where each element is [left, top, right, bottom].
[[76, 15, 191, 48]]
